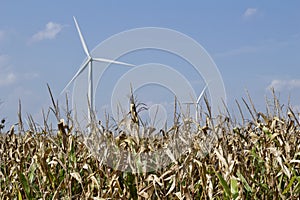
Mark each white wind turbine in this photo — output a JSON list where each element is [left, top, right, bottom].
[[195, 83, 209, 122], [61, 16, 135, 122], [183, 83, 209, 122]]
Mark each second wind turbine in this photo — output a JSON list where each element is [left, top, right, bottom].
[[62, 17, 135, 123]]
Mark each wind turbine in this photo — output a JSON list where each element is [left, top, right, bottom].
[[195, 83, 209, 122], [61, 16, 135, 123], [183, 83, 209, 122]]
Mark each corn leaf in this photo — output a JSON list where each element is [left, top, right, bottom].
[[215, 172, 231, 197], [19, 173, 32, 200]]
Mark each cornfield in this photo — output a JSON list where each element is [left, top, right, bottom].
[[0, 90, 300, 199]]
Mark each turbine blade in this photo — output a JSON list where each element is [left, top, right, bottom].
[[73, 16, 90, 57], [61, 59, 90, 94], [92, 57, 135, 67], [196, 83, 209, 104]]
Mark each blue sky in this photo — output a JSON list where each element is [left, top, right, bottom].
[[1, 1, 300, 125]]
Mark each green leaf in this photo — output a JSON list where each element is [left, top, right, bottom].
[[283, 175, 297, 194], [295, 177, 300, 193], [262, 126, 272, 136], [70, 139, 76, 164], [28, 163, 37, 184], [125, 172, 138, 200], [19, 173, 32, 200], [237, 171, 252, 193], [18, 190, 22, 200], [231, 178, 239, 199], [215, 172, 231, 197]]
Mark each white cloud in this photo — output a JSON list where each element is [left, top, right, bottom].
[[23, 72, 39, 80], [30, 22, 63, 43], [0, 54, 17, 87], [0, 54, 39, 87], [267, 79, 300, 91], [0, 73, 16, 87], [243, 8, 258, 18]]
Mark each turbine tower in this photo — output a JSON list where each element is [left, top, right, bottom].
[[62, 17, 135, 123]]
